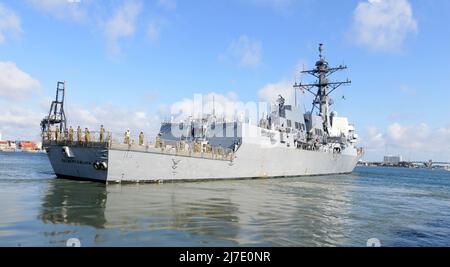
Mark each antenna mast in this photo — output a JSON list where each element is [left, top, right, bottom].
[[293, 44, 351, 134], [213, 95, 216, 117]]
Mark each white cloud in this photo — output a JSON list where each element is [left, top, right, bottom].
[[362, 122, 450, 161], [162, 92, 244, 122], [386, 122, 432, 150], [351, 0, 418, 51], [157, 0, 177, 10], [0, 61, 40, 101], [220, 35, 262, 68], [386, 122, 406, 141], [0, 105, 44, 141], [0, 106, 43, 128], [363, 126, 386, 150], [257, 60, 310, 105], [0, 3, 22, 44], [0, 100, 162, 142], [27, 0, 86, 22], [258, 81, 294, 104], [104, 1, 142, 56], [146, 21, 160, 43], [66, 104, 161, 142]]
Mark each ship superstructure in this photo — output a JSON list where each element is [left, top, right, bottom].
[[42, 45, 363, 183]]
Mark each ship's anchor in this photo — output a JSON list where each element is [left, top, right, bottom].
[[172, 158, 181, 170]]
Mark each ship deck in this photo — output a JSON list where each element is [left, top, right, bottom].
[[43, 140, 236, 162]]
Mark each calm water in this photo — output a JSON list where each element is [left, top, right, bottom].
[[0, 152, 449, 247]]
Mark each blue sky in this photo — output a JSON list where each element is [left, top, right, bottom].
[[0, 0, 449, 161]]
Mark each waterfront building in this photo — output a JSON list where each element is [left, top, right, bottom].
[[384, 155, 403, 165]]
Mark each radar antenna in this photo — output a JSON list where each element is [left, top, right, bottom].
[[319, 43, 324, 59], [41, 81, 67, 136], [293, 44, 351, 134]]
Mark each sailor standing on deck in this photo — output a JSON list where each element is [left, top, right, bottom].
[[139, 131, 144, 146], [68, 126, 74, 142], [47, 127, 52, 141], [155, 133, 162, 148], [55, 126, 60, 141], [99, 125, 105, 142], [77, 126, 82, 143], [124, 129, 131, 145], [85, 128, 91, 143]]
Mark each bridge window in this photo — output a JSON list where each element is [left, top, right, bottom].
[[287, 120, 292, 128]]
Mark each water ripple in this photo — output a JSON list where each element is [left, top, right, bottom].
[[1, 154, 450, 246]]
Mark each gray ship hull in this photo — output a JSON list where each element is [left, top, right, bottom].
[[46, 144, 109, 182], [46, 141, 361, 183]]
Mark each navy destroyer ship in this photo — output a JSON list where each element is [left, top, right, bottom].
[[41, 44, 363, 183]]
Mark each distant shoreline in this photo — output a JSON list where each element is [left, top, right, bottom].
[[357, 163, 450, 171], [0, 150, 46, 154]]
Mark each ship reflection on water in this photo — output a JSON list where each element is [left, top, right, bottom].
[[35, 166, 450, 247], [3, 153, 449, 246], [39, 180, 108, 229], [38, 176, 354, 246]]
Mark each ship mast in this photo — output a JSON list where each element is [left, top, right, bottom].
[[294, 44, 351, 134]]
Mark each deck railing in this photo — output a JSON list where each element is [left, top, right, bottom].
[[110, 142, 236, 161], [42, 130, 236, 161]]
